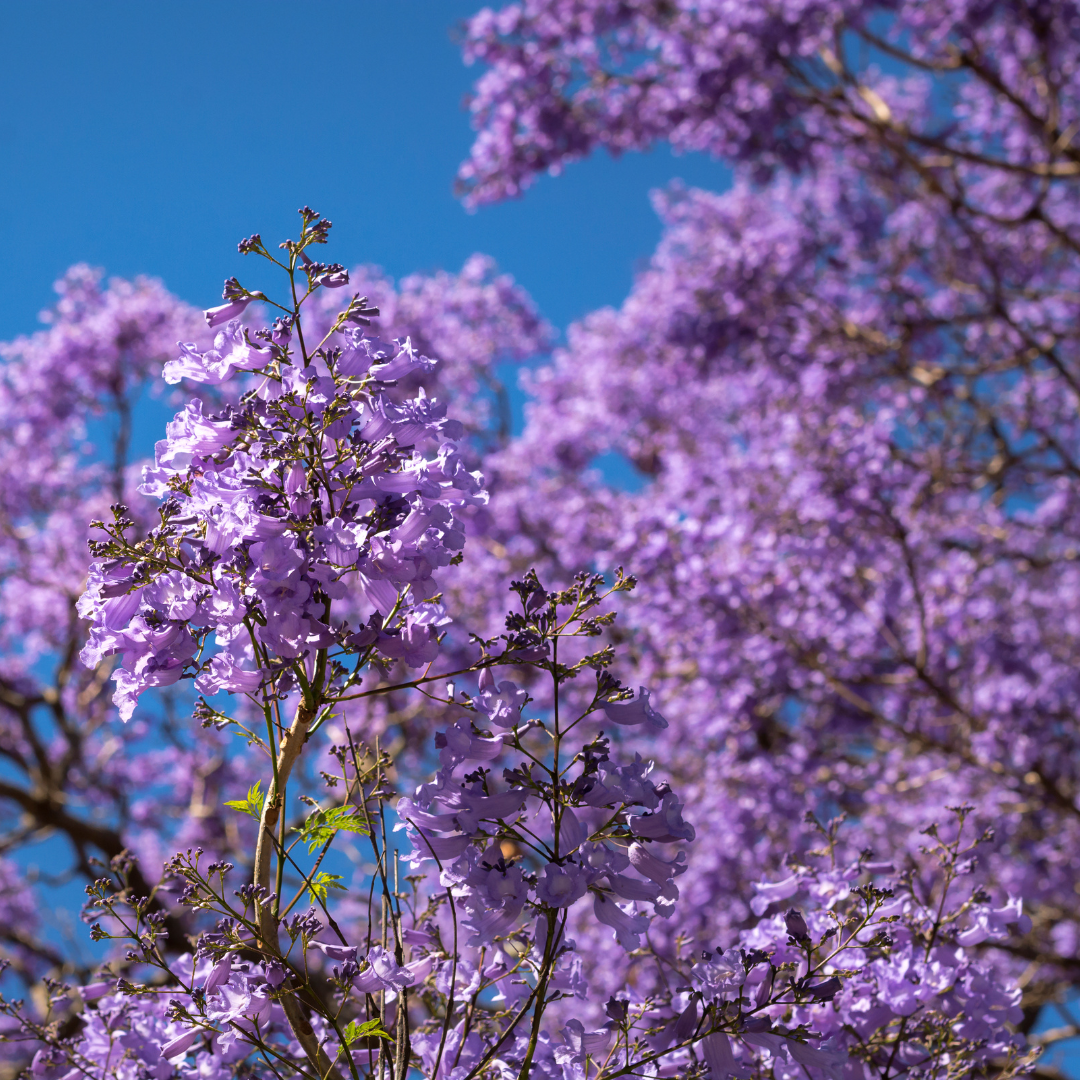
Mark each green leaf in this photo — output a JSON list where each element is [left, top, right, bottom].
[[295, 804, 370, 854], [342, 1017, 391, 1045], [224, 781, 264, 820], [305, 871, 347, 905]]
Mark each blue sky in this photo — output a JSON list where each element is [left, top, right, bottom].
[[0, 1, 726, 354]]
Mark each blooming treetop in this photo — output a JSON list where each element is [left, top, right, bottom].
[[0, 211, 1034, 1080], [0, 0, 1064, 1072], [430, 1, 1080, 1064]]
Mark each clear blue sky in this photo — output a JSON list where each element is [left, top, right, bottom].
[[0, 1, 726, 351]]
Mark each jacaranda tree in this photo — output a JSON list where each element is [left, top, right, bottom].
[[0, 1, 1072, 1078]]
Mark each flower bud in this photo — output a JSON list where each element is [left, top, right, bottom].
[[785, 908, 810, 942]]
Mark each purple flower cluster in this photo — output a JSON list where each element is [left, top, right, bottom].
[[399, 685, 693, 955], [728, 862, 1032, 1076], [15, 847, 1034, 1080], [77, 282, 483, 721]]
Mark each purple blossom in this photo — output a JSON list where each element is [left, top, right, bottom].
[[434, 717, 507, 769], [692, 950, 746, 1001], [353, 945, 414, 994], [159, 1028, 200, 1060], [204, 295, 260, 328], [955, 897, 1031, 946], [627, 841, 686, 885], [592, 892, 649, 951], [195, 649, 266, 696], [601, 687, 668, 730], [534, 861, 589, 908], [556, 1018, 615, 1065], [702, 1032, 738, 1080], [477, 678, 528, 728], [750, 875, 801, 917], [627, 792, 695, 843]]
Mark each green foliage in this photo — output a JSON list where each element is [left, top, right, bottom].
[[224, 781, 264, 820], [295, 804, 369, 854], [342, 1018, 391, 1045], [306, 871, 347, 905]]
